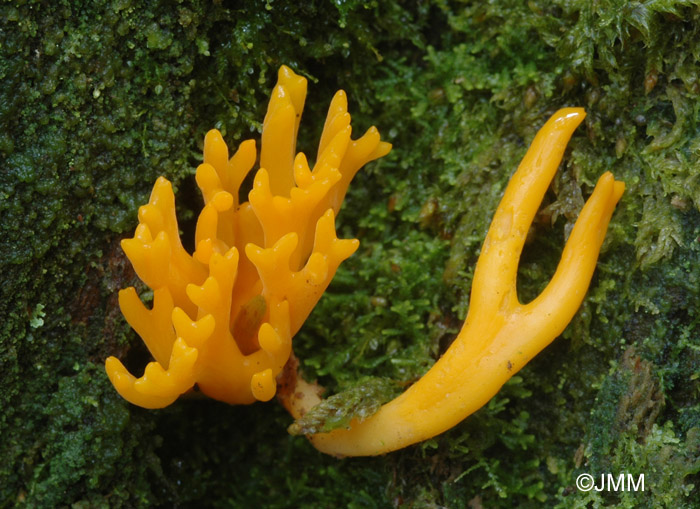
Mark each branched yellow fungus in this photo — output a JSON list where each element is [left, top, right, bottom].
[[107, 67, 622, 459], [105, 66, 391, 408], [285, 108, 624, 456]]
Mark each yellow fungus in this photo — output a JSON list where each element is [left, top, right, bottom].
[[107, 67, 623, 460], [285, 108, 624, 456], [105, 66, 391, 408]]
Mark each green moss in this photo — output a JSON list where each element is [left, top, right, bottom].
[[288, 377, 401, 435], [2, 0, 699, 507]]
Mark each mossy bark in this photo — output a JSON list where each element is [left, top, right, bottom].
[[2, 1, 698, 507]]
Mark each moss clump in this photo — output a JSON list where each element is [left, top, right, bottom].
[[2, 0, 699, 507], [575, 348, 699, 508]]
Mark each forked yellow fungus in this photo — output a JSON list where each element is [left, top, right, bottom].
[[105, 66, 391, 408], [284, 108, 624, 456]]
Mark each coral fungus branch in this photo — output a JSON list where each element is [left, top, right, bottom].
[[295, 108, 624, 456], [105, 66, 390, 409]]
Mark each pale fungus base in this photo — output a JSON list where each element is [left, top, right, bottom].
[[288, 108, 624, 457], [105, 66, 390, 408]]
